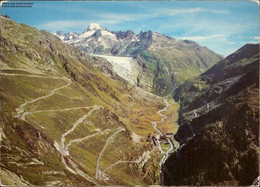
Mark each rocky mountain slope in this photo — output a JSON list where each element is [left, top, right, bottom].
[[0, 16, 179, 186], [53, 24, 223, 95], [163, 43, 259, 185]]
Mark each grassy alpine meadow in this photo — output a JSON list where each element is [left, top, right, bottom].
[[1, 16, 179, 186]]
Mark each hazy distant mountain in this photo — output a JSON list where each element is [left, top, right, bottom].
[[163, 43, 259, 185], [53, 23, 223, 95]]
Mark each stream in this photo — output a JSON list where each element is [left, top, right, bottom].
[[152, 99, 180, 184]]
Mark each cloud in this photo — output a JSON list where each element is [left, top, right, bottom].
[[98, 7, 228, 21], [185, 19, 250, 35], [98, 13, 140, 21], [251, 36, 260, 40], [97, 13, 149, 25], [36, 6, 229, 32], [36, 12, 146, 32], [177, 34, 224, 42], [36, 19, 125, 32], [37, 20, 91, 31], [177, 34, 237, 45], [207, 10, 229, 14], [162, 8, 202, 16], [161, 8, 228, 16], [99, 7, 229, 22]]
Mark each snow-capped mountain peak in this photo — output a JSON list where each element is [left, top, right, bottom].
[[87, 23, 102, 31], [78, 23, 103, 39]]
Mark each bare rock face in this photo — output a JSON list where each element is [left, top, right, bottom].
[[113, 30, 135, 40]]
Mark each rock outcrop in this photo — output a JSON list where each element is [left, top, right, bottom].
[[163, 44, 259, 185]]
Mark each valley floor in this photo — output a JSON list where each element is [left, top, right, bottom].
[[1, 69, 180, 186]]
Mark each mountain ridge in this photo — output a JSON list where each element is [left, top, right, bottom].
[[163, 43, 259, 185], [53, 23, 223, 96]]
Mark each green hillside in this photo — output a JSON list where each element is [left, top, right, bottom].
[[0, 16, 179, 186]]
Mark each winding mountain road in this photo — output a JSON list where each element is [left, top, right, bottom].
[[101, 160, 138, 175], [193, 109, 198, 118], [64, 129, 112, 154], [60, 105, 103, 155], [151, 99, 177, 184], [163, 99, 212, 183], [16, 78, 71, 120], [61, 155, 99, 185], [8, 72, 183, 185], [99, 148, 155, 180], [188, 99, 211, 137], [21, 106, 97, 120], [1, 73, 64, 79], [7, 72, 101, 185], [94, 99, 173, 182], [95, 128, 125, 180], [201, 99, 210, 112], [188, 122, 195, 137], [187, 109, 198, 137]]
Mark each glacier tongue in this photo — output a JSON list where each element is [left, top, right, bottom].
[[92, 54, 133, 72], [90, 54, 140, 85]]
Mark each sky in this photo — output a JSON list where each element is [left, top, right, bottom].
[[1, 1, 259, 56]]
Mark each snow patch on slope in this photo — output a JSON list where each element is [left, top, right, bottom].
[[78, 30, 95, 39], [101, 30, 117, 40]]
